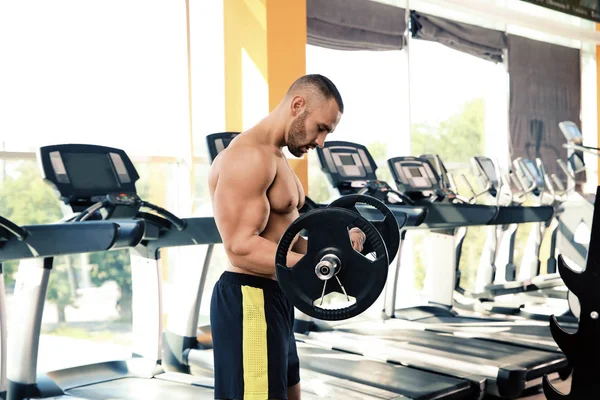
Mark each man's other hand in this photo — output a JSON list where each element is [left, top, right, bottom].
[[349, 227, 366, 252]]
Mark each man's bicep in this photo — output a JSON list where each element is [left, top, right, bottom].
[[214, 182, 269, 237]]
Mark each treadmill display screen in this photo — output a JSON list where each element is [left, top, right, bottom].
[[110, 153, 131, 183], [339, 154, 355, 166], [399, 164, 433, 189], [523, 160, 543, 186], [409, 167, 422, 177], [565, 124, 582, 140], [559, 121, 583, 141], [49, 151, 70, 184], [420, 154, 450, 189], [479, 159, 498, 184], [61, 152, 120, 191]]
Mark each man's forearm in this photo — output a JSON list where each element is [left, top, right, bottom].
[[228, 235, 304, 275]]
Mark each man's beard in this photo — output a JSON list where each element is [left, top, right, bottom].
[[287, 111, 308, 158]]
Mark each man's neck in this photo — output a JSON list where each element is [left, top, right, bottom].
[[255, 108, 287, 149]]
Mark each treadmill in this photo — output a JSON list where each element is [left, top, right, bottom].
[[556, 121, 593, 269], [383, 153, 572, 345], [511, 157, 570, 298], [463, 156, 575, 323], [308, 141, 568, 398], [5, 145, 219, 400], [10, 143, 475, 400], [399, 155, 576, 351]]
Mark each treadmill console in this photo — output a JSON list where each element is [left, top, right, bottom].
[[387, 156, 441, 200], [206, 132, 240, 164], [569, 152, 586, 174], [559, 121, 587, 174], [514, 158, 544, 195], [471, 156, 499, 194], [559, 121, 583, 143], [39, 144, 140, 212], [420, 154, 450, 190], [316, 141, 379, 196]]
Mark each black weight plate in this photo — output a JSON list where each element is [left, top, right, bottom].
[[328, 194, 401, 264], [276, 207, 388, 321]]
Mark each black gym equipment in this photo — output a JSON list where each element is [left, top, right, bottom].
[[276, 199, 395, 321], [409, 154, 575, 352], [543, 185, 600, 399], [390, 154, 577, 347], [309, 141, 568, 398], [6, 144, 220, 400], [460, 156, 576, 324]]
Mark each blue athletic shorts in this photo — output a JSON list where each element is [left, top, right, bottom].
[[210, 271, 301, 400]]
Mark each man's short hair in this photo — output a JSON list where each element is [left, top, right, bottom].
[[288, 74, 344, 113]]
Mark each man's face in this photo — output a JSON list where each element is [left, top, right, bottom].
[[287, 97, 342, 158]]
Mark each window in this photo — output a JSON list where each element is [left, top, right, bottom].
[[408, 38, 508, 292], [305, 44, 409, 203], [190, 0, 226, 159], [0, 1, 213, 372], [0, 1, 190, 158]]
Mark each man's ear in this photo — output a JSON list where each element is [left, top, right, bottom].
[[290, 95, 305, 116]]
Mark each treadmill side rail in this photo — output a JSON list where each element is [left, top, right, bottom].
[[0, 221, 145, 263]]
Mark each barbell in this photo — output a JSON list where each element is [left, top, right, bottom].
[[275, 194, 401, 321]]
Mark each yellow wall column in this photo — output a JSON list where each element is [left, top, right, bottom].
[[223, 0, 308, 192]]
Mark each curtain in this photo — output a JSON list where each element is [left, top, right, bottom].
[[508, 35, 581, 180], [307, 0, 406, 51], [410, 11, 507, 63]]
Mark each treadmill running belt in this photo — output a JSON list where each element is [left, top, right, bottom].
[[297, 345, 474, 400], [334, 328, 565, 369], [305, 328, 568, 397], [416, 317, 577, 350], [388, 309, 574, 351], [426, 318, 577, 336], [65, 377, 214, 399]]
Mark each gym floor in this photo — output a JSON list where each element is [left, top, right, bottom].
[[519, 377, 571, 399]]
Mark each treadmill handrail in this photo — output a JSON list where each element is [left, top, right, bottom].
[[356, 203, 497, 230], [357, 201, 552, 230], [143, 217, 222, 255], [562, 142, 600, 155], [0, 216, 28, 241], [0, 220, 145, 262], [488, 205, 554, 225], [355, 204, 426, 229]]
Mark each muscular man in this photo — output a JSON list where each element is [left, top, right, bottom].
[[208, 74, 365, 400]]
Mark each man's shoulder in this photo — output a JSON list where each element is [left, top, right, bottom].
[[221, 142, 272, 165], [217, 141, 276, 182]]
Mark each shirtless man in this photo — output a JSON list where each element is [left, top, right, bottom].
[[208, 74, 366, 400]]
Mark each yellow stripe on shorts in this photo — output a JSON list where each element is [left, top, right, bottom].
[[241, 285, 269, 399]]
